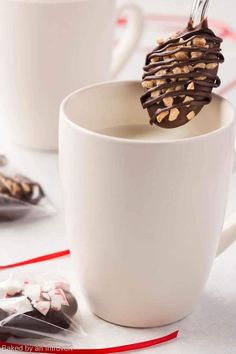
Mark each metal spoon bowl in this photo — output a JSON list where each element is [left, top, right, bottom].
[[190, 0, 211, 27]]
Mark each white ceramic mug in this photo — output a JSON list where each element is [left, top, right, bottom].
[[59, 81, 236, 328], [0, 0, 143, 151]]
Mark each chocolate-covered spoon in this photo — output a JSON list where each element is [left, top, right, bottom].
[[141, 0, 224, 128]]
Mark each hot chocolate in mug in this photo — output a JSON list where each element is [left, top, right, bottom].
[[59, 81, 236, 327], [0, 0, 143, 151]]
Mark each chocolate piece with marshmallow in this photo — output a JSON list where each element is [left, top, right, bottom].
[[0, 279, 78, 340]]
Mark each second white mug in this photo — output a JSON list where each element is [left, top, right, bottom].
[[0, 0, 143, 150]]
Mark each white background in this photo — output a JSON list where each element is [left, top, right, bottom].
[[0, 1, 236, 353]]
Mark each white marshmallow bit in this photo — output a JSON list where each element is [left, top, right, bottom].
[[51, 295, 62, 311], [48, 289, 69, 306], [42, 292, 51, 301], [0, 299, 18, 315], [55, 281, 70, 292], [32, 300, 50, 316], [24, 284, 41, 301], [42, 282, 55, 293], [42, 281, 70, 293], [1, 297, 33, 315], [15, 297, 34, 315], [4, 280, 22, 297]]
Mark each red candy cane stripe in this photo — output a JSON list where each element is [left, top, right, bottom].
[[0, 331, 179, 353], [0, 250, 70, 270]]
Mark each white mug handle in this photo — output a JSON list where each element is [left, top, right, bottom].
[[111, 3, 144, 79], [217, 144, 236, 256]]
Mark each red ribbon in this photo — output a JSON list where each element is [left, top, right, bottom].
[[0, 331, 178, 353], [0, 250, 70, 270]]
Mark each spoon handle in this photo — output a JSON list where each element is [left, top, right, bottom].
[[189, 0, 211, 27]]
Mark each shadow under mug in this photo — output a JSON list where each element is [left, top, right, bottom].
[[59, 81, 236, 328], [0, 0, 143, 151]]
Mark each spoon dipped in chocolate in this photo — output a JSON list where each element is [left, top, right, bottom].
[[141, 0, 224, 128]]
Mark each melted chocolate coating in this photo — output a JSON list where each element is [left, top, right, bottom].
[[141, 19, 224, 128]]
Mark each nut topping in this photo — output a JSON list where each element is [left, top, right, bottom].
[[206, 63, 218, 70], [151, 90, 160, 98], [191, 51, 203, 59], [196, 76, 206, 81], [142, 81, 153, 89], [156, 79, 166, 86], [169, 108, 179, 121], [173, 67, 181, 75], [157, 38, 164, 45], [151, 57, 159, 63], [187, 82, 195, 90], [193, 37, 207, 47], [141, 22, 224, 128], [187, 111, 195, 120], [163, 97, 174, 107], [156, 110, 169, 122], [194, 63, 206, 69], [182, 66, 190, 73], [183, 96, 193, 103], [174, 51, 189, 60]]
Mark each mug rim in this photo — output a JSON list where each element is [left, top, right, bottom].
[[60, 80, 236, 145]]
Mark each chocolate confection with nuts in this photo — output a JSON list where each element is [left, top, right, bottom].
[[0, 174, 45, 221], [141, 19, 224, 128]]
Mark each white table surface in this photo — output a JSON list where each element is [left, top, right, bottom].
[[1, 1, 236, 353]]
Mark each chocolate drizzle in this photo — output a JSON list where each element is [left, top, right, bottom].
[[141, 19, 224, 128]]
